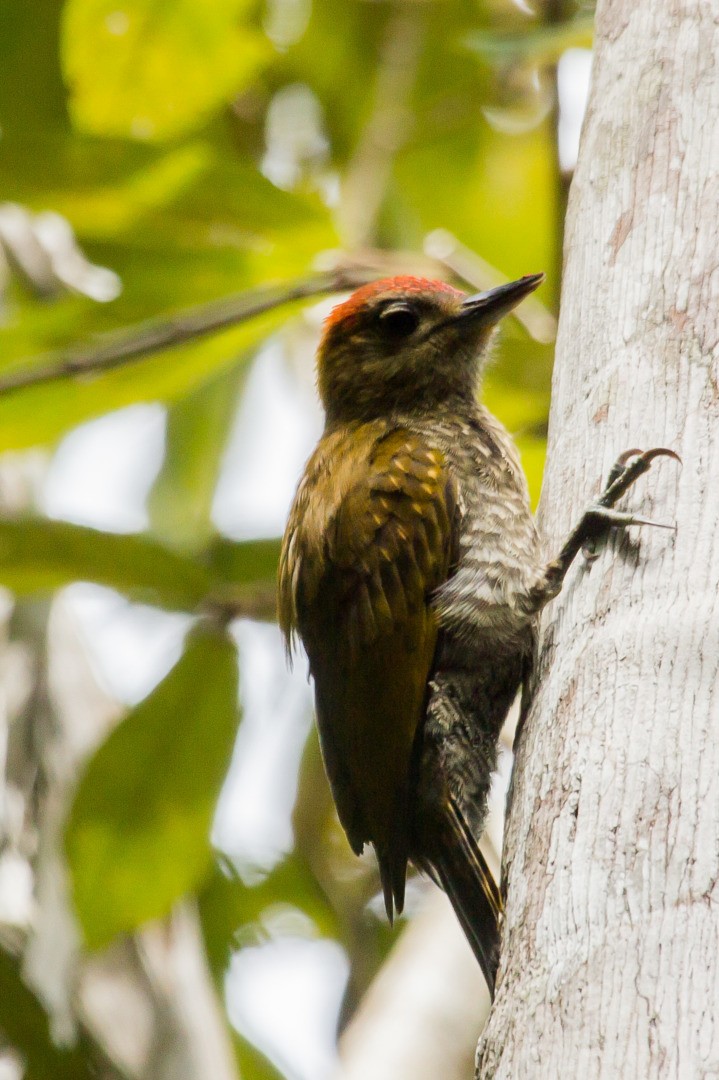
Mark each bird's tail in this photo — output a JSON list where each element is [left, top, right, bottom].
[[427, 794, 502, 998]]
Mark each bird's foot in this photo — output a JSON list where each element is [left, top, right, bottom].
[[580, 447, 681, 559]]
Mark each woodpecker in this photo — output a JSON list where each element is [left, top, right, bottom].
[[278, 274, 675, 996]]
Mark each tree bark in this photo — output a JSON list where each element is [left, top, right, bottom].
[[478, 0, 719, 1075]]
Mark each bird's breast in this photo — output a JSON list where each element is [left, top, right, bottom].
[[403, 407, 542, 649]]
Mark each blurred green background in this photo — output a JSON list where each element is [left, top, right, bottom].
[[0, 1, 592, 1077]]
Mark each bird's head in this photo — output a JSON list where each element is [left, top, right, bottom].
[[316, 273, 544, 424]]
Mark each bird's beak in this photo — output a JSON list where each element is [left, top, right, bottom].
[[458, 273, 545, 326]]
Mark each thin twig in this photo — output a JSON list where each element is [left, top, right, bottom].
[[0, 266, 376, 398]]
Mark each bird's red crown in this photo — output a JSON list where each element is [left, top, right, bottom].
[[323, 276, 462, 334]]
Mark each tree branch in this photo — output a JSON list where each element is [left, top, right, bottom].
[[0, 267, 376, 398]]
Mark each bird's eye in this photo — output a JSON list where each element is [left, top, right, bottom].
[[378, 302, 420, 338]]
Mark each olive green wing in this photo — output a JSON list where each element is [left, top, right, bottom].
[[279, 425, 457, 920]]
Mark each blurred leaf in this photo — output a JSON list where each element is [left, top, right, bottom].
[[232, 1035, 285, 1080], [515, 433, 547, 510], [199, 855, 339, 986], [262, 856, 342, 939], [0, 948, 99, 1080], [0, 2, 337, 455], [0, 310, 276, 452], [272, 0, 388, 166], [0, 518, 282, 612], [395, 120, 557, 288], [0, 136, 332, 246], [67, 625, 240, 948], [61, 0, 270, 140], [393, 102, 557, 437], [0, 518, 213, 608], [148, 364, 248, 552], [0, 0, 68, 137], [0, 158, 335, 451], [463, 16, 593, 64], [483, 378, 550, 438], [203, 536, 281, 588]]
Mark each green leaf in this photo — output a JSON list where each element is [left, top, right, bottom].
[[67, 625, 240, 948], [0, 310, 275, 453], [0, 219, 334, 452], [0, 518, 282, 612], [0, 0, 68, 137], [462, 16, 594, 65], [271, 0, 389, 165], [0, 518, 213, 608], [148, 364, 248, 552], [199, 857, 340, 984], [233, 1034, 285, 1080], [203, 536, 281, 589], [515, 434, 547, 511], [61, 0, 270, 140]]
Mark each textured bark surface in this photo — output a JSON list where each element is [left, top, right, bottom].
[[478, 0, 719, 1075]]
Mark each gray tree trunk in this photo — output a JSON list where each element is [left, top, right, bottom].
[[478, 0, 719, 1075]]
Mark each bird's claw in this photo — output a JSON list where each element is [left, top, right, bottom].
[[579, 447, 680, 559], [600, 447, 682, 508]]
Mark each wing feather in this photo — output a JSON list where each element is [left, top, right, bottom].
[[278, 422, 457, 917]]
